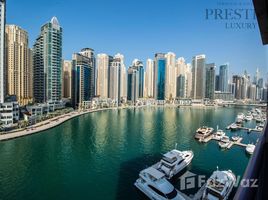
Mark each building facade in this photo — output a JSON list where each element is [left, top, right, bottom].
[[205, 63, 216, 100], [176, 75, 185, 98], [108, 57, 121, 104], [165, 52, 176, 99], [33, 17, 63, 103], [191, 55, 206, 99], [154, 53, 166, 100], [145, 59, 154, 98], [96, 54, 112, 98], [127, 66, 139, 102], [80, 48, 95, 98], [72, 53, 91, 108], [219, 64, 229, 92], [6, 25, 32, 105], [62, 60, 72, 99]]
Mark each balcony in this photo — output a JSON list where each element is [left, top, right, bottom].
[[234, 117, 268, 199]]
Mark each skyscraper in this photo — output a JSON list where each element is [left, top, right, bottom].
[[191, 55, 206, 99], [154, 53, 166, 100], [96, 54, 112, 98], [62, 60, 72, 99], [79, 48, 95, 99], [6, 25, 33, 105], [233, 75, 243, 100], [165, 52, 176, 99], [72, 53, 91, 108], [0, 0, 6, 103], [115, 53, 127, 99], [176, 75, 185, 98], [145, 59, 154, 98], [219, 64, 229, 92], [33, 17, 63, 103], [176, 57, 191, 98], [205, 63, 216, 100], [127, 66, 139, 102], [131, 59, 144, 98], [109, 57, 121, 104], [215, 75, 220, 91]]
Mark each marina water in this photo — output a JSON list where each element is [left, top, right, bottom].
[[0, 107, 260, 200]]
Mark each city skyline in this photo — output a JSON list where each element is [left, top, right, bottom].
[[6, 0, 267, 76]]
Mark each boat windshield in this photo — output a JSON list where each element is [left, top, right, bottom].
[[165, 189, 178, 199], [207, 179, 225, 193]]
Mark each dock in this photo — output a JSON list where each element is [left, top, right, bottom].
[[198, 134, 248, 150], [226, 123, 263, 133]]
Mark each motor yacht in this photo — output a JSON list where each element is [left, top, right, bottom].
[[231, 136, 241, 142], [218, 136, 230, 149], [229, 123, 238, 131], [246, 144, 255, 155], [195, 126, 214, 140], [153, 149, 194, 179], [237, 113, 245, 121], [245, 114, 253, 121], [134, 167, 185, 200], [214, 129, 226, 140], [202, 168, 236, 200]]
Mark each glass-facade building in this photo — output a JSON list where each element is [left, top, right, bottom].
[[127, 67, 139, 102], [154, 53, 166, 100], [176, 75, 185, 98], [33, 17, 62, 103], [72, 53, 91, 108], [205, 63, 216, 100], [219, 64, 229, 92]]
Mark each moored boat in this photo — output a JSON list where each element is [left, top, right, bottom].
[[202, 168, 236, 200], [153, 149, 194, 179], [134, 167, 185, 200], [246, 144, 255, 155], [195, 126, 214, 140]]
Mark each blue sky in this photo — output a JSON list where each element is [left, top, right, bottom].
[[7, 0, 267, 77]]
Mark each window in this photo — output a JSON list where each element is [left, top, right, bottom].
[[148, 185, 165, 198], [166, 189, 178, 199]]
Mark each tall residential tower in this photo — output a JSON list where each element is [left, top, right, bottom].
[[6, 25, 33, 105], [33, 17, 63, 103]]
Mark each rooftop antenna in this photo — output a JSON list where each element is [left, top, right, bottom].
[[175, 143, 178, 150]]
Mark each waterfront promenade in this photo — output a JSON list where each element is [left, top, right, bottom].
[[0, 107, 123, 141]]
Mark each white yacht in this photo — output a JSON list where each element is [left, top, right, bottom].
[[202, 168, 236, 200], [153, 150, 194, 179], [134, 167, 185, 200], [231, 136, 241, 142], [246, 144, 255, 155], [245, 114, 253, 121], [195, 126, 214, 140], [237, 113, 245, 121], [218, 136, 230, 149], [214, 129, 226, 140], [229, 123, 238, 131]]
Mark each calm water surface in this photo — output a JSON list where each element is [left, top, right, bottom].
[[0, 107, 260, 200]]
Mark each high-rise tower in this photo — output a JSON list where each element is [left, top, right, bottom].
[[33, 17, 63, 103]]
